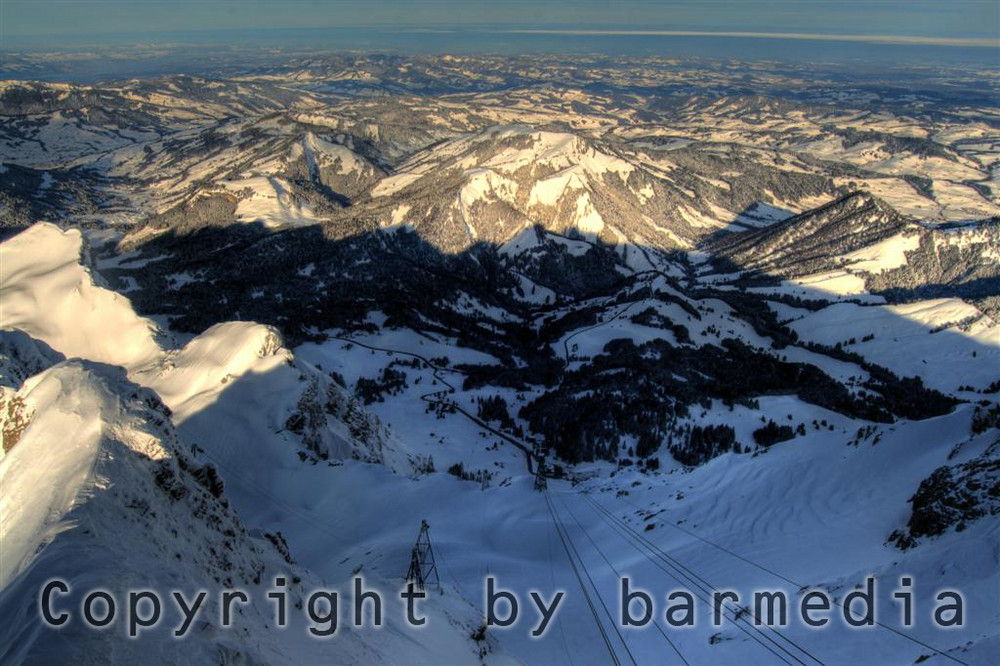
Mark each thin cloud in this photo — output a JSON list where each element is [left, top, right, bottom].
[[501, 29, 1000, 48]]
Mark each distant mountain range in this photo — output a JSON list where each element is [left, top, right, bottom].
[[2, 55, 998, 665]]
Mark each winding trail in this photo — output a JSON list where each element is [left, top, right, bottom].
[[561, 299, 646, 363]]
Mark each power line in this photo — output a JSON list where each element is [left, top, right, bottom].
[[547, 493, 640, 666], [611, 494, 970, 666], [196, 442, 779, 664], [545, 493, 624, 666], [582, 495, 801, 665], [194, 423, 960, 666], [553, 493, 690, 666], [545, 497, 578, 666], [584, 494, 815, 666]]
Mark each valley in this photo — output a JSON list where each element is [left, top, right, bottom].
[[1, 52, 998, 665]]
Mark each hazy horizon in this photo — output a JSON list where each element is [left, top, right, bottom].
[[3, 29, 998, 85], [4, 1, 997, 82], [5, 0, 999, 44]]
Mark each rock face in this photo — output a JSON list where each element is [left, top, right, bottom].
[[889, 438, 1000, 550], [0, 353, 281, 663]]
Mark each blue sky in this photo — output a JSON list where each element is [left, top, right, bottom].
[[4, 0, 999, 44]]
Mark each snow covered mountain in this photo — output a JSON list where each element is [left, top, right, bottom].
[[1, 53, 998, 665], [0, 337, 492, 664], [707, 192, 1000, 318], [6, 55, 998, 240], [2, 349, 288, 662], [0, 224, 494, 664], [357, 127, 694, 250], [708, 191, 914, 275], [0, 222, 408, 470]]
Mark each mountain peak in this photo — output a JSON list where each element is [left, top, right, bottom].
[[708, 190, 912, 277], [822, 190, 902, 219]]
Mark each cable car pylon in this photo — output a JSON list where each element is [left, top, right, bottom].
[[405, 519, 440, 592], [533, 443, 548, 492]]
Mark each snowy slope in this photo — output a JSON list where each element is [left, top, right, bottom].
[[788, 299, 1000, 394], [1, 217, 997, 665], [1, 223, 406, 469], [0, 226, 503, 662], [363, 126, 729, 252], [2, 60, 1000, 665], [0, 351, 297, 662], [0, 223, 163, 370], [0, 341, 494, 664], [204, 397, 998, 665]]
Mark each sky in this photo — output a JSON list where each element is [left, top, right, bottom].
[[4, 0, 999, 46]]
